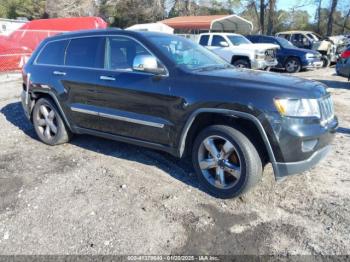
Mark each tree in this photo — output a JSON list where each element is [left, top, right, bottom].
[[316, 0, 322, 34], [99, 0, 165, 28], [266, 0, 276, 35], [327, 0, 338, 36], [342, 8, 350, 34], [1, 0, 47, 19], [260, 0, 265, 34], [46, 0, 98, 17]]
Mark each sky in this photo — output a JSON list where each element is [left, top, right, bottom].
[[277, 0, 321, 20], [166, 0, 348, 22]]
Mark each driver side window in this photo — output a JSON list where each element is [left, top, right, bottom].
[[105, 36, 152, 71], [211, 36, 229, 47]]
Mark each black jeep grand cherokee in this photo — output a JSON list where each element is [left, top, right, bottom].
[[21, 29, 338, 198]]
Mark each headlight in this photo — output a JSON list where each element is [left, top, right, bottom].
[[274, 98, 320, 118], [306, 53, 316, 59]]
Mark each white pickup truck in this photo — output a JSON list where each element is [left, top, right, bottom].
[[198, 33, 279, 70]]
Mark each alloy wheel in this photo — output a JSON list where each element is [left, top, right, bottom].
[[197, 135, 241, 189], [286, 60, 297, 72], [36, 104, 58, 140]]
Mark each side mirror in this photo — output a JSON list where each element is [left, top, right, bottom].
[[219, 41, 229, 47], [133, 55, 166, 75]]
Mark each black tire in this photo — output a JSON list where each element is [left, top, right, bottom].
[[321, 55, 331, 67], [233, 59, 251, 69], [192, 125, 262, 199], [32, 98, 71, 145], [284, 57, 301, 73]]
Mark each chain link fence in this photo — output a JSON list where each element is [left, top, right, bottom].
[[0, 29, 65, 72]]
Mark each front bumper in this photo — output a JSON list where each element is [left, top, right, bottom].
[[269, 114, 338, 180], [302, 60, 323, 69], [275, 145, 331, 180], [252, 59, 278, 70]]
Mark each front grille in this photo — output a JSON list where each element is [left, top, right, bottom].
[[319, 95, 334, 125], [265, 49, 276, 61]]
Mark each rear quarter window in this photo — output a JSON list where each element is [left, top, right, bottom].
[[35, 40, 68, 65], [65, 37, 105, 68], [199, 35, 209, 46]]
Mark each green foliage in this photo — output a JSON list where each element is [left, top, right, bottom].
[[1, 0, 47, 19], [99, 0, 166, 28]]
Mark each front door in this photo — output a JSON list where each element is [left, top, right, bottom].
[[67, 35, 173, 146]]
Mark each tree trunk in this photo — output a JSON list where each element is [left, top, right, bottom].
[[316, 0, 322, 34], [260, 0, 265, 34], [266, 0, 275, 35], [326, 0, 338, 36], [250, 1, 260, 32], [342, 8, 350, 34]]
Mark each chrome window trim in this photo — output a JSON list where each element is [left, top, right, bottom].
[[33, 34, 169, 77], [70, 106, 165, 129]]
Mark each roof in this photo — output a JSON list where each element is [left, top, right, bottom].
[[277, 31, 314, 34], [17, 17, 107, 31], [161, 15, 226, 30], [160, 15, 253, 34], [42, 28, 171, 42]]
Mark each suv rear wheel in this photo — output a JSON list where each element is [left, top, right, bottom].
[[192, 125, 262, 199], [32, 98, 71, 145]]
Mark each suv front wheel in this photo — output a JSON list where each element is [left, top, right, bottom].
[[32, 98, 71, 146], [192, 125, 262, 199]]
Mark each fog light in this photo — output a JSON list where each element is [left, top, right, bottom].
[[302, 139, 318, 152]]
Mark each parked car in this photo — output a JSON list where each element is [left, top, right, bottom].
[[340, 46, 350, 59], [336, 57, 350, 78], [246, 35, 322, 73], [22, 30, 338, 198], [198, 33, 278, 70], [276, 31, 338, 67]]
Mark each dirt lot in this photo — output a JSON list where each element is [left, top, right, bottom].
[[0, 68, 349, 255]]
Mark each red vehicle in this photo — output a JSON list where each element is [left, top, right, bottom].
[[341, 47, 350, 59], [0, 17, 107, 71]]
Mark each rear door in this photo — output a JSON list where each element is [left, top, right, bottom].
[[60, 36, 107, 131]]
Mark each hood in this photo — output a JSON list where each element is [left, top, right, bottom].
[[238, 43, 279, 50], [194, 68, 327, 99], [286, 47, 320, 55]]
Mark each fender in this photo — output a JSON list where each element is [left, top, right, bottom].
[[177, 108, 280, 177], [31, 90, 73, 131]]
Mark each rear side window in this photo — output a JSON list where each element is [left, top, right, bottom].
[[36, 40, 68, 65], [199, 35, 209, 46], [65, 37, 105, 68]]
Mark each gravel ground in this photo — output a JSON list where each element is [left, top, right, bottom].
[[0, 67, 349, 255]]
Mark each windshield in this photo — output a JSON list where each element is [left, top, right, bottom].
[[148, 34, 230, 71], [308, 33, 320, 41], [226, 35, 251, 46], [277, 37, 296, 48]]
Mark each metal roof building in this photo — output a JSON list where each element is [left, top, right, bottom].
[[160, 15, 253, 34]]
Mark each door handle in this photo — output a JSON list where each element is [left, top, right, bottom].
[[100, 76, 115, 81], [53, 71, 66, 76]]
